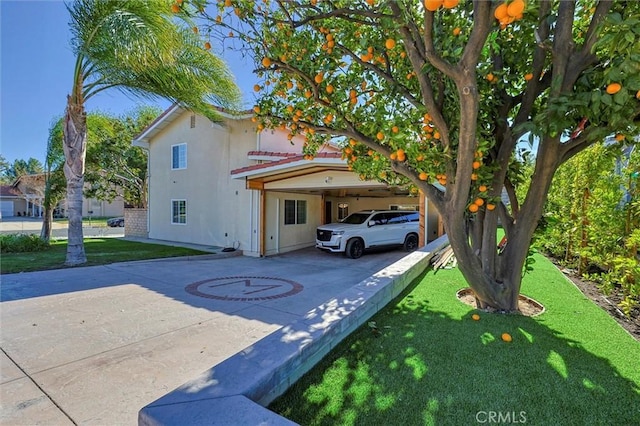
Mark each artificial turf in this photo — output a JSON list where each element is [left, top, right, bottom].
[[268, 253, 640, 425]]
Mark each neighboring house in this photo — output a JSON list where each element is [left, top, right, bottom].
[[134, 104, 443, 256], [0, 173, 124, 219]]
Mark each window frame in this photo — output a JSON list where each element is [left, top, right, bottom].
[[171, 199, 187, 225], [171, 143, 187, 170], [284, 199, 307, 225]]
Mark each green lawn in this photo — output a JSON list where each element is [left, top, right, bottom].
[[1, 238, 209, 274], [269, 253, 640, 425]]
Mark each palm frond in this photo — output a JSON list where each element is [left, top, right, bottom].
[[67, 0, 241, 119]]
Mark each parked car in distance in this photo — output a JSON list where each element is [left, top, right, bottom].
[[316, 210, 420, 259], [107, 217, 124, 227]]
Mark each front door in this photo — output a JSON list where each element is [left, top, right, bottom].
[[324, 201, 332, 224]]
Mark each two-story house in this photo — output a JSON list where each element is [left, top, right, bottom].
[[132, 104, 442, 257]]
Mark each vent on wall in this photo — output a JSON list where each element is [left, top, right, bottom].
[[190, 114, 196, 128]]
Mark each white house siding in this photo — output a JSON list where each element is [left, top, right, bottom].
[[264, 191, 322, 256], [148, 112, 255, 249]]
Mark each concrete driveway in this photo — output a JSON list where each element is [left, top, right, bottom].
[[0, 246, 413, 425]]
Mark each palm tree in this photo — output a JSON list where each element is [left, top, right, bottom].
[[64, 0, 241, 265]]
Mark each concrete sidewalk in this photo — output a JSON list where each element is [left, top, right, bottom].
[[1, 246, 423, 425]]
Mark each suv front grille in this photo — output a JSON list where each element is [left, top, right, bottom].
[[317, 229, 332, 241]]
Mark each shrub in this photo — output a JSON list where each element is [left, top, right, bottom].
[[0, 234, 50, 253]]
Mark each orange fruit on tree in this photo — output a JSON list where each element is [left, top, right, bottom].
[[524, 73, 533, 81], [507, 0, 525, 17], [474, 198, 485, 207], [419, 172, 428, 181], [326, 84, 334, 94], [204, 41, 211, 50], [453, 27, 461, 36], [471, 173, 478, 181], [479, 185, 487, 192], [471, 314, 480, 321], [366, 0, 374, 5], [224, 0, 232, 6], [472, 161, 481, 169], [636, 90, 640, 99], [397, 149, 406, 161], [171, 3, 180, 13], [606, 82, 621, 94], [349, 138, 358, 146], [486, 203, 496, 211], [385, 39, 396, 50], [192, 26, 199, 34], [501, 333, 512, 342], [262, 57, 272, 67], [376, 131, 384, 140], [615, 133, 625, 141], [494, 3, 508, 20], [390, 152, 397, 160], [486, 73, 495, 82], [443, 0, 460, 8], [392, 126, 399, 133], [253, 84, 261, 92], [314, 72, 324, 84], [468, 203, 479, 213], [425, 0, 443, 12], [253, 106, 261, 114]]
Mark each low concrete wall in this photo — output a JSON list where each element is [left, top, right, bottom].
[[139, 235, 449, 426], [125, 208, 148, 238]]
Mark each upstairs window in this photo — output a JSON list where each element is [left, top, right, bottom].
[[172, 143, 187, 170]]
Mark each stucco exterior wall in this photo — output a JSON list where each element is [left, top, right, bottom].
[[82, 197, 124, 218], [147, 112, 256, 249], [264, 191, 322, 256]]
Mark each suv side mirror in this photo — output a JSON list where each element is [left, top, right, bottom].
[[368, 220, 376, 227]]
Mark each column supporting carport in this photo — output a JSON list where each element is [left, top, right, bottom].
[[419, 191, 426, 248], [247, 179, 266, 257]]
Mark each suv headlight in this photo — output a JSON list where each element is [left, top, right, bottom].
[[332, 230, 345, 235]]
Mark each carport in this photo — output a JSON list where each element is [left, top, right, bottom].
[[231, 151, 442, 256]]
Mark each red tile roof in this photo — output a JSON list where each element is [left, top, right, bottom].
[[247, 151, 299, 158], [231, 152, 343, 175]]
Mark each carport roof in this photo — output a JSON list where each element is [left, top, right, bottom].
[[230, 152, 345, 181]]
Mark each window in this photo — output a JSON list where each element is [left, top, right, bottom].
[[338, 203, 349, 220], [172, 144, 187, 170], [284, 199, 307, 225], [171, 200, 187, 224]]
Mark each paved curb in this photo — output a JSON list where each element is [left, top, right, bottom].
[[139, 235, 449, 426]]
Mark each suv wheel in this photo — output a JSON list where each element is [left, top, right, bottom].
[[346, 238, 364, 259], [403, 233, 418, 252]]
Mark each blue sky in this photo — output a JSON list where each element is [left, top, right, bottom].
[[0, 0, 258, 166]]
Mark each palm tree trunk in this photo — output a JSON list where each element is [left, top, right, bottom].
[[63, 95, 87, 265]]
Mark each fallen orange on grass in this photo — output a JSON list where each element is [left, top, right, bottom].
[[501, 333, 512, 342], [472, 314, 480, 321]]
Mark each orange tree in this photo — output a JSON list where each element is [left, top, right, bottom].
[[193, 0, 639, 312]]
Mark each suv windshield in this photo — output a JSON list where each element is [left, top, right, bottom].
[[340, 212, 372, 225]]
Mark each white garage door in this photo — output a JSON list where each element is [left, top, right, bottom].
[[1, 201, 14, 218]]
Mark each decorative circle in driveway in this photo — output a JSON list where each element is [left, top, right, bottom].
[[185, 276, 304, 301]]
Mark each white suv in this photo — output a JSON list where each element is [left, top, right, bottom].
[[316, 210, 420, 259]]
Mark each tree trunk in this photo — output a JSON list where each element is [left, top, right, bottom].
[[63, 95, 88, 266], [40, 207, 53, 242]]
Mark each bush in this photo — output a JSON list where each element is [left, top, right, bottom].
[[0, 234, 50, 253]]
